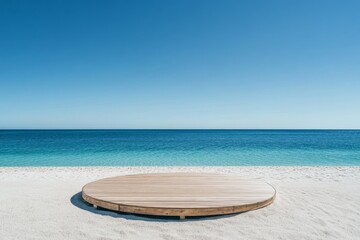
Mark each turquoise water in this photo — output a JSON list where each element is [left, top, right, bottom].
[[0, 130, 359, 166]]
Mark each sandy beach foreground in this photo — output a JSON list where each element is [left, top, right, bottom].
[[1, 167, 359, 240]]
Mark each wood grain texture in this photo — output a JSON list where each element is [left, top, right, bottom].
[[82, 173, 276, 217]]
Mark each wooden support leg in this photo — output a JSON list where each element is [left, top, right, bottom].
[[94, 204, 98, 209]]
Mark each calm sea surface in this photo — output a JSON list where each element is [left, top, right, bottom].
[[0, 130, 359, 166]]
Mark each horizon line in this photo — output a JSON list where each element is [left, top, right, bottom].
[[0, 128, 359, 131]]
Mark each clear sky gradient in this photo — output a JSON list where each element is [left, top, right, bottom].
[[0, 0, 359, 129]]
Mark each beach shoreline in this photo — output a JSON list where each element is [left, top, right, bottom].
[[1, 166, 359, 239]]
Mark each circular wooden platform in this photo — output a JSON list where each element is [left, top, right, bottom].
[[82, 173, 276, 219]]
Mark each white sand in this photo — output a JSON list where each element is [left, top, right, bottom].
[[0, 167, 359, 240]]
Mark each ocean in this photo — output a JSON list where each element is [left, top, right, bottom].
[[0, 130, 359, 166]]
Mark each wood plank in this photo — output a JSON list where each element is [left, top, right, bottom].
[[82, 173, 276, 217]]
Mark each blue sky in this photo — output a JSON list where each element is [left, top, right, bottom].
[[0, 0, 359, 129]]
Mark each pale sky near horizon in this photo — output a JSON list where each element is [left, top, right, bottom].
[[0, 0, 359, 129]]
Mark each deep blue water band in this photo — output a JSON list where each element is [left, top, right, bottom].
[[0, 130, 359, 166]]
